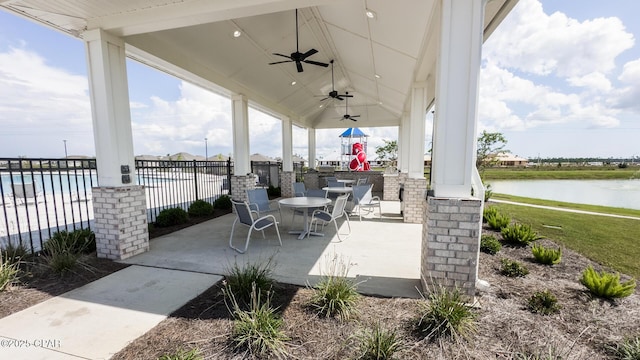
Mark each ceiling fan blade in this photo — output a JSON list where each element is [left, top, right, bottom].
[[272, 53, 292, 59], [350, 118, 358, 122], [340, 94, 353, 98], [296, 61, 304, 73], [351, 115, 361, 118], [301, 48, 318, 59], [304, 59, 329, 67], [335, 96, 344, 100], [269, 60, 294, 65], [319, 96, 330, 101]]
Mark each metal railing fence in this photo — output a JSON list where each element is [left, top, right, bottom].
[[1, 158, 302, 254]]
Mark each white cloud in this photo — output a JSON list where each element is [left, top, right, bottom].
[[0, 47, 93, 157], [612, 58, 640, 111], [484, 0, 634, 78]]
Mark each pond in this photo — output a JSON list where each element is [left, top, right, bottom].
[[487, 179, 640, 210]]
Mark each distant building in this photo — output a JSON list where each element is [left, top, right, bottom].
[[491, 153, 528, 167]]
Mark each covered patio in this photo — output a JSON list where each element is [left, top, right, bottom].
[[122, 199, 423, 298], [0, 0, 520, 297]]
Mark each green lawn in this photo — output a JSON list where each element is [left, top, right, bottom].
[[482, 166, 639, 180], [488, 197, 640, 279]]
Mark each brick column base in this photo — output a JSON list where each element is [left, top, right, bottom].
[[281, 171, 295, 198], [402, 177, 427, 223], [231, 175, 256, 203], [383, 173, 399, 201], [421, 197, 482, 299], [93, 186, 148, 260]]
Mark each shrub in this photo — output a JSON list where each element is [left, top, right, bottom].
[[229, 284, 288, 358], [309, 254, 360, 321], [1, 242, 29, 264], [267, 185, 281, 197], [580, 266, 636, 299], [500, 259, 529, 278], [42, 237, 82, 274], [155, 207, 189, 227], [480, 234, 502, 255], [528, 290, 561, 315], [46, 229, 95, 255], [224, 259, 275, 309], [613, 336, 640, 360], [531, 244, 562, 265], [213, 195, 232, 210], [415, 285, 477, 340], [356, 323, 403, 360], [158, 348, 203, 360], [484, 183, 493, 202], [0, 256, 20, 291], [486, 213, 511, 231], [188, 200, 213, 217], [483, 206, 499, 223], [501, 223, 541, 246]]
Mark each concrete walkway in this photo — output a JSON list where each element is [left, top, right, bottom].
[[0, 266, 221, 360], [490, 199, 640, 220]]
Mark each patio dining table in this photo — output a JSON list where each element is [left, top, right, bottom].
[[278, 197, 332, 240]]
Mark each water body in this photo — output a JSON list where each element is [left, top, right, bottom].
[[488, 179, 640, 211]]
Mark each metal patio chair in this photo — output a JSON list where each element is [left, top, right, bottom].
[[246, 188, 281, 219], [229, 199, 282, 254], [351, 184, 381, 221], [293, 182, 307, 197], [309, 194, 351, 241]]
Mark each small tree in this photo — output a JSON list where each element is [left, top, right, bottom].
[[476, 131, 508, 169], [375, 140, 398, 167]]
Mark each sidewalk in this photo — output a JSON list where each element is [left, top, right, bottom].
[[490, 199, 640, 220], [0, 266, 221, 360]]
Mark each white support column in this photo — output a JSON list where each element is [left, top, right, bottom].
[[308, 128, 316, 170], [281, 115, 293, 172], [84, 29, 134, 187], [431, 0, 485, 198], [408, 83, 428, 179], [232, 94, 251, 176], [399, 113, 410, 174]]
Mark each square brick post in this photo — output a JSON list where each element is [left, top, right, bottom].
[[383, 173, 400, 201], [230, 175, 256, 203], [402, 177, 427, 223], [281, 171, 295, 198], [92, 185, 148, 260], [421, 197, 482, 299]]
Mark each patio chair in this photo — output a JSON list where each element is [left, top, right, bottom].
[[12, 183, 42, 205], [229, 199, 282, 254], [246, 188, 281, 219], [293, 182, 307, 197], [351, 184, 381, 221], [356, 177, 368, 186], [326, 180, 341, 200], [309, 194, 351, 241], [324, 176, 337, 187], [291, 188, 328, 224]]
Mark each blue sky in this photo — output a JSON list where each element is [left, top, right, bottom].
[[0, 0, 639, 161]]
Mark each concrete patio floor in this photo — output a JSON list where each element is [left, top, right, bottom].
[[122, 199, 424, 298]]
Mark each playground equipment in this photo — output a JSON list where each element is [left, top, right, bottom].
[[349, 142, 370, 171], [339, 128, 369, 171]]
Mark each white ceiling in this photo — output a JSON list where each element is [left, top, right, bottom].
[[0, 0, 518, 130]]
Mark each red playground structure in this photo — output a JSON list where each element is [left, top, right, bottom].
[[349, 142, 370, 171]]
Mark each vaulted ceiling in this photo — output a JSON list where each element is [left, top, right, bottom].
[[0, 0, 518, 130]]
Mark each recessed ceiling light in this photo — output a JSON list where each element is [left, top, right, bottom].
[[233, 30, 242, 38], [366, 9, 376, 19], [378, 101, 383, 105], [374, 74, 381, 79], [291, 81, 296, 86]]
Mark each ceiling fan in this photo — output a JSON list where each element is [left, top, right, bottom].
[[319, 60, 353, 101], [339, 92, 360, 122], [268, 9, 329, 73]]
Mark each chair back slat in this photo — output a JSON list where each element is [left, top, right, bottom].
[[246, 188, 270, 211], [327, 180, 341, 188], [332, 194, 349, 218], [306, 189, 328, 198], [293, 182, 306, 197], [352, 184, 373, 205], [232, 199, 254, 225]]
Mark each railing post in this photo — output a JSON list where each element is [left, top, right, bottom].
[[227, 158, 232, 195], [193, 160, 199, 200]]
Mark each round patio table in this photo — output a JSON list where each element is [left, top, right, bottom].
[[336, 179, 355, 185], [278, 197, 331, 240], [322, 186, 353, 194]]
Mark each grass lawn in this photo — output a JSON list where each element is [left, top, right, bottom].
[[488, 196, 640, 279], [482, 166, 639, 180]]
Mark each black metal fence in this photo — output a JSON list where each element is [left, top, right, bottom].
[[1, 157, 303, 254]]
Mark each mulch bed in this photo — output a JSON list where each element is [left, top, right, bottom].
[[111, 225, 640, 359]]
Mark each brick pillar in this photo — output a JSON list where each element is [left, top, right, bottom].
[[383, 173, 399, 201], [231, 175, 255, 203], [421, 197, 482, 299], [93, 186, 148, 260], [281, 171, 295, 198], [402, 177, 427, 223]]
